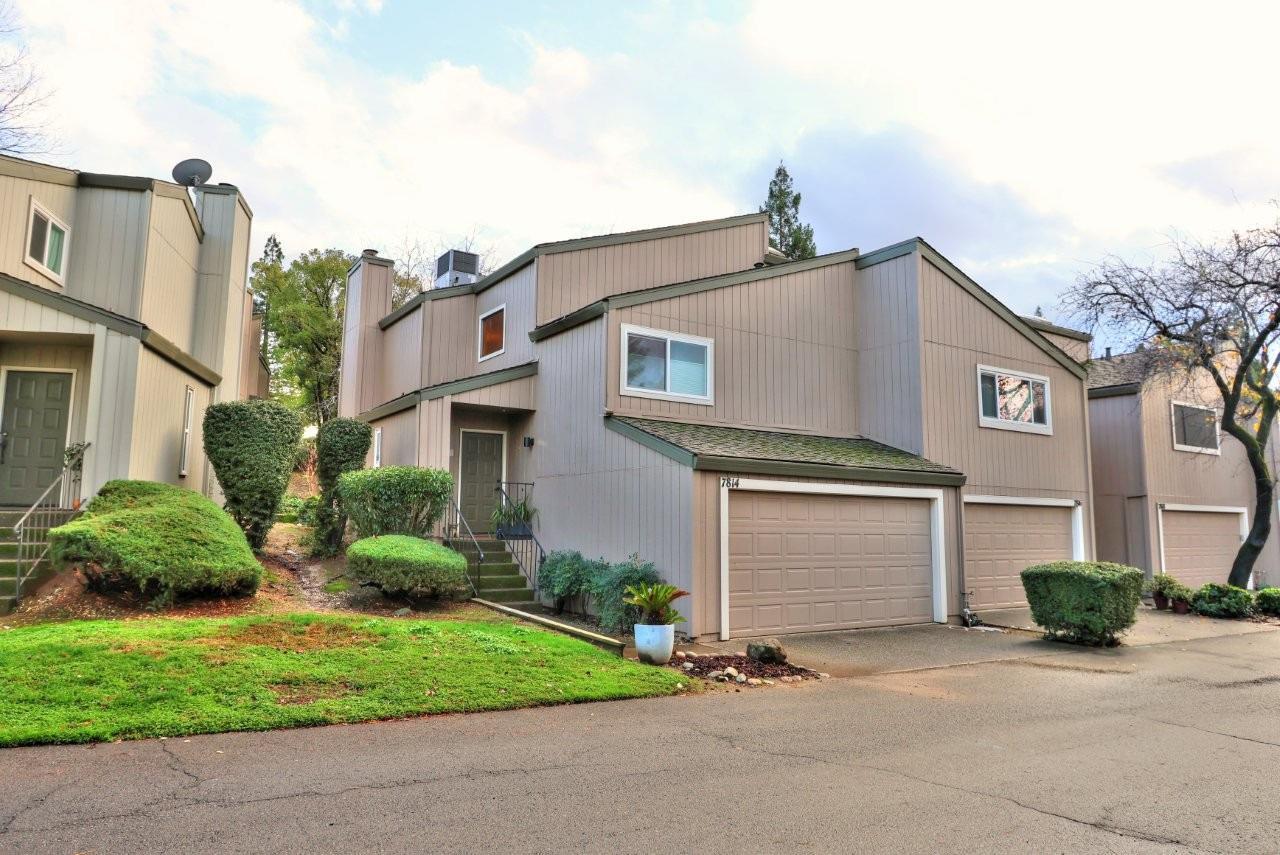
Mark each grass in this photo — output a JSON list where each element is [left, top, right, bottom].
[[0, 613, 688, 747]]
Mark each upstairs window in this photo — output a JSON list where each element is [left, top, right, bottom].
[[1171, 401, 1219, 454], [479, 305, 505, 361], [622, 324, 713, 404], [26, 198, 69, 284], [978, 365, 1052, 435]]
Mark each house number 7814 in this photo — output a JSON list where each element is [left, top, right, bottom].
[[720, 477, 740, 488]]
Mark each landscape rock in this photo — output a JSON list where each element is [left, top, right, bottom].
[[735, 673, 747, 684], [682, 662, 695, 671], [746, 678, 762, 686], [746, 638, 788, 665], [393, 607, 411, 617], [707, 670, 724, 680], [723, 666, 739, 678]]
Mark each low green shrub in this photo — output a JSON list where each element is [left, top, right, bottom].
[[1168, 582, 1195, 605], [203, 400, 302, 550], [346, 535, 468, 600], [49, 480, 260, 605], [1021, 561, 1143, 646], [590, 554, 661, 633], [1144, 573, 1184, 599], [1256, 587, 1280, 617], [1191, 583, 1254, 619], [338, 466, 452, 539], [538, 550, 599, 611], [313, 418, 372, 556]]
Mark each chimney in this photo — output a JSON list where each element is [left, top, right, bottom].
[[435, 249, 480, 289], [1105, 347, 1112, 359], [337, 249, 394, 419]]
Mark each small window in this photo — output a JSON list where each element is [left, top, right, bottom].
[[25, 198, 69, 284], [977, 365, 1051, 435], [478, 305, 505, 361], [179, 386, 195, 477], [1172, 402, 1219, 454], [621, 324, 713, 404], [373, 427, 383, 468]]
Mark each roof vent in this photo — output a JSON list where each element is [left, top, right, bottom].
[[435, 249, 480, 289], [1105, 347, 1112, 359]]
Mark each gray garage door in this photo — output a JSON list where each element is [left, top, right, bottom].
[[1162, 510, 1241, 589], [726, 491, 934, 638], [963, 503, 1074, 609]]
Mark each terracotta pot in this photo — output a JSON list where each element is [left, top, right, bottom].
[[1172, 599, 1191, 615], [1153, 592, 1169, 610]]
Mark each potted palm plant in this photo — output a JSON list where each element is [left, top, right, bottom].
[[490, 496, 537, 539], [623, 582, 689, 665]]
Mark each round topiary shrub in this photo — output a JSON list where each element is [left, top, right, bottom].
[[49, 480, 261, 605], [337, 466, 452, 539], [203, 399, 302, 550], [346, 535, 469, 600], [1256, 587, 1280, 617], [312, 418, 372, 556], [1021, 561, 1144, 646], [1191, 583, 1254, 619]]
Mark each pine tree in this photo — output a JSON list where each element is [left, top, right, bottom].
[[760, 161, 817, 260]]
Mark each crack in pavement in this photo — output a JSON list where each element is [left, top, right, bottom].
[[0, 781, 72, 836], [1141, 717, 1280, 750]]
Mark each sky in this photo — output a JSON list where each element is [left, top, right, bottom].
[[10, 0, 1280, 332]]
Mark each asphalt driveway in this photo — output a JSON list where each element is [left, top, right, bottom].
[[2, 622, 1278, 853]]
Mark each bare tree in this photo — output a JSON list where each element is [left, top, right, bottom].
[[1066, 220, 1280, 587], [0, 3, 47, 155], [391, 231, 496, 309]]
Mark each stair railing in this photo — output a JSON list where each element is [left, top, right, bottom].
[[13, 443, 90, 606], [443, 497, 483, 597], [494, 482, 545, 596]]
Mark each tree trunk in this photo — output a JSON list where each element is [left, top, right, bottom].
[[1229, 467, 1273, 588]]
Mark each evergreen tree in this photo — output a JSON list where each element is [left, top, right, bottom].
[[760, 161, 817, 260]]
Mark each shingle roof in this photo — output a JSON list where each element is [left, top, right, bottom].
[[609, 416, 964, 486], [1086, 350, 1160, 390]]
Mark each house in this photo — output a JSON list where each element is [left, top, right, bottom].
[[0, 153, 266, 509], [1087, 349, 1278, 589], [339, 213, 1094, 640]]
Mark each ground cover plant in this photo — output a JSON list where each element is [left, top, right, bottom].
[[0, 613, 687, 747], [1256, 587, 1280, 617], [1191, 583, 1254, 618]]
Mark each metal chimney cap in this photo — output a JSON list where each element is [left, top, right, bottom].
[[362, 248, 379, 257]]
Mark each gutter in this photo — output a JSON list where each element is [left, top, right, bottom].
[[1087, 382, 1141, 400]]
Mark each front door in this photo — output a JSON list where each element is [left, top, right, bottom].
[[459, 431, 503, 533], [0, 371, 71, 506]]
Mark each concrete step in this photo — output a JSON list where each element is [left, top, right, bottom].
[[0, 595, 12, 616], [473, 562, 520, 577], [480, 587, 537, 604]]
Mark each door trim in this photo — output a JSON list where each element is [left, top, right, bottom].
[[718, 477, 948, 640], [457, 428, 507, 528], [962, 494, 1086, 561], [0, 366, 77, 506], [1155, 502, 1250, 586]]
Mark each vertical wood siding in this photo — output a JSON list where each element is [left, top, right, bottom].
[[0, 174, 77, 291], [1040, 330, 1089, 363], [128, 348, 211, 493], [473, 262, 536, 372], [1087, 392, 1146, 565], [369, 407, 418, 468], [377, 309, 422, 404], [450, 375, 535, 410], [139, 193, 201, 353], [66, 187, 148, 317], [855, 254, 924, 454], [605, 260, 858, 434], [535, 220, 767, 325], [423, 293, 477, 387], [81, 328, 139, 497]]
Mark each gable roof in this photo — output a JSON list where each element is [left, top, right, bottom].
[[1085, 349, 1161, 395], [605, 416, 965, 487]]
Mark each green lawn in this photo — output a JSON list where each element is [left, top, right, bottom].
[[0, 613, 687, 747]]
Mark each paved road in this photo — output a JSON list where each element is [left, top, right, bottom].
[[2, 627, 1279, 853]]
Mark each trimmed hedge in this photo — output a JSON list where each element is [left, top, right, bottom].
[[338, 466, 452, 539], [312, 418, 372, 555], [49, 480, 260, 604], [346, 535, 468, 600], [539, 550, 601, 612], [203, 400, 302, 549], [1256, 587, 1280, 617], [590, 554, 661, 633], [1191, 583, 1254, 619], [1021, 561, 1143, 646]]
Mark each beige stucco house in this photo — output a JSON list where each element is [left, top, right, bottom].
[[340, 213, 1095, 640], [0, 153, 267, 509], [1087, 349, 1277, 589]]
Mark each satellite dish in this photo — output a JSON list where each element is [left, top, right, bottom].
[[171, 158, 212, 187]]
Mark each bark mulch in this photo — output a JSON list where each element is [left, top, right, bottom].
[[672, 651, 821, 682]]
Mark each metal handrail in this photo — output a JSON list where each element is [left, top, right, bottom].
[[445, 497, 483, 596], [13, 443, 89, 605], [494, 482, 545, 595]]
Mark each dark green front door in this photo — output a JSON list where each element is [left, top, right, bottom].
[[0, 371, 71, 506], [459, 431, 503, 533]]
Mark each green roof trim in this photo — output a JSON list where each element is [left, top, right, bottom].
[[606, 416, 965, 487], [530, 248, 862, 343], [1087, 382, 1141, 400], [358, 361, 539, 422], [360, 391, 419, 423], [1021, 315, 1091, 343], [140, 330, 221, 386], [378, 281, 476, 330], [856, 237, 1087, 380]]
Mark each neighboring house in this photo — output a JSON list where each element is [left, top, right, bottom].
[[1087, 349, 1278, 589], [340, 213, 1094, 639], [0, 153, 266, 508]]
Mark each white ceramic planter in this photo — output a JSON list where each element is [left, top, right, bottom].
[[633, 623, 675, 665]]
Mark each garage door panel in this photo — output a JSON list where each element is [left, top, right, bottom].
[[1162, 510, 1241, 589], [964, 503, 1074, 610], [728, 491, 934, 637]]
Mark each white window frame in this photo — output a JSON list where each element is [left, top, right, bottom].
[[477, 304, 506, 363], [179, 386, 195, 478], [24, 197, 70, 285], [620, 323, 714, 406], [1170, 400, 1221, 455], [372, 427, 383, 468], [976, 364, 1053, 436]]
